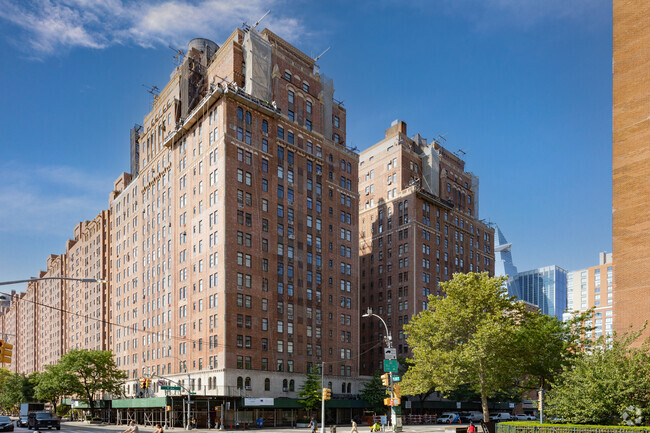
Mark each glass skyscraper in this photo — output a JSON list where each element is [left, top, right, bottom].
[[512, 266, 568, 320]]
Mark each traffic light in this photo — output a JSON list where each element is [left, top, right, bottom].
[[322, 388, 332, 400], [384, 398, 392, 406], [140, 377, 148, 389], [146, 378, 152, 389], [381, 373, 391, 387], [0, 340, 13, 364], [393, 384, 401, 399]]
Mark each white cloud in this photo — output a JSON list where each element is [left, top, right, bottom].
[[0, 162, 112, 235], [0, 0, 305, 55]]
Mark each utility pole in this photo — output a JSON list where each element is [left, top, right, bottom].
[[362, 308, 402, 431], [320, 362, 325, 433]]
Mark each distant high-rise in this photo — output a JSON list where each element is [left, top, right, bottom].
[[566, 252, 614, 339], [358, 120, 495, 375], [493, 225, 519, 297], [613, 1, 650, 338], [511, 266, 567, 320]]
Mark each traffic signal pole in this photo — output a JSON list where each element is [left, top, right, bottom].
[[362, 308, 401, 431]]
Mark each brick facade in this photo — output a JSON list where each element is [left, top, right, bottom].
[[358, 121, 494, 375], [612, 1, 650, 339]]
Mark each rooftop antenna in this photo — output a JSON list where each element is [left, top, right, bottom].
[[252, 10, 271, 29], [314, 47, 331, 63], [142, 84, 160, 96], [454, 148, 466, 158], [169, 45, 185, 66]]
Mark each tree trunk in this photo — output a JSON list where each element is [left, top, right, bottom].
[[478, 360, 490, 423]]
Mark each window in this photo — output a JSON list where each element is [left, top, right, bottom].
[[284, 71, 291, 81], [288, 90, 294, 104]]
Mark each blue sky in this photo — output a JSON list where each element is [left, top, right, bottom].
[[0, 0, 611, 290]]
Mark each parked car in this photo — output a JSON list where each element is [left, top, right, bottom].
[[514, 414, 536, 421], [0, 417, 14, 432], [490, 413, 513, 422], [27, 413, 60, 430], [15, 417, 28, 428]]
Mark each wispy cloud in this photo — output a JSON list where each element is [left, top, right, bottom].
[[0, 0, 305, 56], [0, 162, 113, 234]]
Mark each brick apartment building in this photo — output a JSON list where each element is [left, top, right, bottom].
[[65, 211, 111, 351], [358, 120, 495, 375], [0, 210, 111, 375], [612, 1, 650, 339], [108, 27, 361, 405]]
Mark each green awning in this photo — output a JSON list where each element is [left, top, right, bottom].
[[112, 397, 168, 408]]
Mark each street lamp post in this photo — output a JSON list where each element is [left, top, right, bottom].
[[362, 308, 402, 431], [0, 277, 108, 286]]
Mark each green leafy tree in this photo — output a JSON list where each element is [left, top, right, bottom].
[[32, 364, 69, 413], [513, 310, 592, 393], [360, 372, 388, 414], [402, 272, 527, 422], [56, 349, 126, 414], [546, 329, 650, 425], [0, 372, 35, 413], [0, 368, 11, 389], [299, 367, 322, 415], [395, 358, 435, 413]]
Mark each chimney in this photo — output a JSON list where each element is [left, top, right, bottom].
[[385, 119, 407, 138]]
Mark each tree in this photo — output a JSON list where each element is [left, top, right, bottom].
[[0, 372, 35, 413], [360, 372, 388, 414], [402, 272, 528, 422], [56, 350, 126, 414], [546, 329, 650, 425], [32, 364, 69, 413], [298, 367, 322, 415], [513, 310, 592, 393]]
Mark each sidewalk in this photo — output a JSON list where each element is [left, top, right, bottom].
[[63, 421, 457, 433]]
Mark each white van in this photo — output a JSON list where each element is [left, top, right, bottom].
[[490, 413, 512, 421], [461, 411, 483, 422]]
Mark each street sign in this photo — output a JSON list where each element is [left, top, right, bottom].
[[383, 359, 398, 373], [161, 386, 181, 391], [384, 348, 397, 360], [391, 375, 401, 382]]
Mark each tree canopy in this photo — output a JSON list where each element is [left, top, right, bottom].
[[546, 330, 650, 425], [360, 372, 388, 414], [56, 349, 126, 412], [0, 372, 34, 412], [298, 367, 322, 415], [32, 364, 69, 412], [402, 272, 528, 422]]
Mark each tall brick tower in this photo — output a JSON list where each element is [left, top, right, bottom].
[[612, 1, 650, 339], [109, 27, 360, 409]]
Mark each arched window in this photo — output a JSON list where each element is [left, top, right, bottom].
[[328, 381, 332, 390], [237, 376, 243, 389], [245, 377, 251, 389], [347, 383, 351, 393], [283, 379, 288, 390], [341, 382, 346, 393], [198, 378, 202, 391], [289, 379, 295, 392], [264, 378, 270, 391]]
